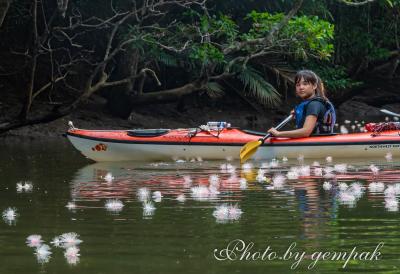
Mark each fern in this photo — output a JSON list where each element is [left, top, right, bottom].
[[206, 82, 225, 98], [234, 65, 281, 107], [156, 51, 179, 67]]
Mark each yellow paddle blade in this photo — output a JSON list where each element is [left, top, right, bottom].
[[240, 140, 263, 163]]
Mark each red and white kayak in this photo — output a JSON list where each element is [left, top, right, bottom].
[[66, 122, 400, 162]]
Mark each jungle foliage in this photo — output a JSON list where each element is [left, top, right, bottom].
[[0, 0, 398, 131]]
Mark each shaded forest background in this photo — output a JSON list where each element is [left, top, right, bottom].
[[0, 0, 399, 136]]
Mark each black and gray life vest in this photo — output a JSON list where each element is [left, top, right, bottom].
[[294, 97, 336, 134]]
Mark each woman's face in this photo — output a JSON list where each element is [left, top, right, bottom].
[[295, 77, 317, 100]]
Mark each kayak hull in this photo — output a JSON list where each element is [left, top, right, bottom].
[[66, 127, 400, 162], [67, 134, 241, 161]]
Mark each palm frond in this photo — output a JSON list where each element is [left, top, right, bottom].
[[235, 66, 281, 107], [205, 82, 225, 98], [156, 51, 179, 67]]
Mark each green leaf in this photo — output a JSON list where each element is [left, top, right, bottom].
[[206, 82, 225, 98], [234, 66, 281, 107]]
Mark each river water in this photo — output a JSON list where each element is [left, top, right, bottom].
[[0, 139, 399, 274]]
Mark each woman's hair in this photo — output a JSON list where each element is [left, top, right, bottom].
[[294, 70, 327, 100]]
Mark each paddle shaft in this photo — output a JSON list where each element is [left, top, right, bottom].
[[380, 109, 400, 118], [260, 114, 293, 143]]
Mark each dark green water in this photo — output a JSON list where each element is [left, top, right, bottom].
[[0, 139, 399, 274]]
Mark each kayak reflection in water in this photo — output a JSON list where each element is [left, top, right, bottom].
[[268, 70, 336, 138]]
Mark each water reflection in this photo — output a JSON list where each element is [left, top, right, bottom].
[[2, 138, 400, 273], [69, 159, 400, 224]]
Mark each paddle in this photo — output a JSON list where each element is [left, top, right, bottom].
[[240, 114, 293, 163], [380, 109, 400, 118]]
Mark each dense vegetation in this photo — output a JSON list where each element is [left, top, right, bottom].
[[0, 0, 398, 132]]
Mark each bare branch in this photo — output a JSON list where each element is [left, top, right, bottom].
[[143, 38, 190, 53], [338, 0, 376, 6], [102, 68, 161, 88], [32, 72, 69, 100]]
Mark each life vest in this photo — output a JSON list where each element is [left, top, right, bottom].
[[294, 97, 336, 134]]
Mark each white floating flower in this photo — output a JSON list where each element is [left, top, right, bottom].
[[312, 161, 320, 167], [314, 167, 323, 177], [213, 204, 242, 223], [183, 175, 192, 188], [16, 181, 33, 193], [272, 174, 286, 189], [175, 159, 186, 163], [105, 199, 124, 213], [323, 181, 332, 191], [385, 198, 399, 212], [209, 184, 220, 197], [104, 172, 114, 183], [369, 164, 379, 175], [338, 182, 348, 191], [241, 163, 253, 173], [176, 194, 186, 203], [213, 204, 229, 221], [340, 125, 348, 134], [51, 236, 62, 248], [287, 167, 299, 180], [220, 163, 235, 173], [35, 244, 52, 264], [137, 187, 150, 202], [143, 201, 156, 216], [152, 191, 163, 202], [282, 157, 288, 162], [299, 165, 310, 176], [26, 235, 43, 248], [326, 156, 333, 163], [66, 202, 77, 210], [338, 191, 357, 207], [394, 183, 400, 195], [368, 182, 385, 193], [239, 178, 247, 190], [349, 182, 364, 198], [384, 186, 397, 198], [228, 204, 243, 220], [256, 174, 267, 183], [191, 185, 210, 201], [59, 232, 83, 248], [269, 159, 279, 168], [16, 182, 23, 193], [2, 207, 18, 225], [64, 246, 80, 265], [334, 164, 347, 173], [209, 174, 220, 187]]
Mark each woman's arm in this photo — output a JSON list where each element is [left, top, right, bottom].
[[268, 115, 317, 138]]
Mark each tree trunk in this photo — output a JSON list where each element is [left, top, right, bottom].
[[19, 54, 38, 120], [0, 0, 11, 29], [19, 0, 38, 120], [129, 81, 204, 105]]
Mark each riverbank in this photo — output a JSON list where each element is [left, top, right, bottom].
[[1, 79, 399, 139]]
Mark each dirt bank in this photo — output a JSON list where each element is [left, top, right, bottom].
[[1, 79, 399, 139]]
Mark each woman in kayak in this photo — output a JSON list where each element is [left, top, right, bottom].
[[267, 70, 336, 138]]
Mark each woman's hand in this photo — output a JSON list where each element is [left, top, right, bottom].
[[267, 127, 280, 137]]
